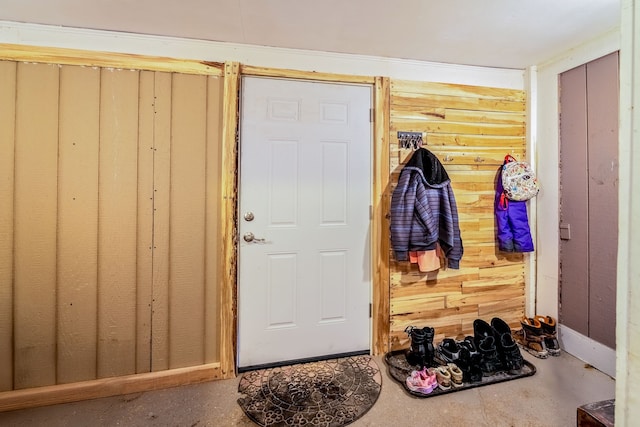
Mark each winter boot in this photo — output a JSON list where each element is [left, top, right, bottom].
[[473, 319, 502, 375], [534, 315, 561, 356], [422, 326, 436, 367], [491, 317, 524, 374], [405, 325, 427, 367], [457, 336, 483, 382], [513, 317, 549, 359]]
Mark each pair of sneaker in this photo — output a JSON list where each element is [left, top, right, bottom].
[[474, 317, 524, 375], [405, 367, 438, 394], [434, 337, 482, 383], [432, 363, 464, 390]]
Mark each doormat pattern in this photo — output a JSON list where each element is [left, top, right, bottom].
[[237, 355, 381, 427]]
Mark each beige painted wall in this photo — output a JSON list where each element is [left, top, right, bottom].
[[0, 60, 223, 391]]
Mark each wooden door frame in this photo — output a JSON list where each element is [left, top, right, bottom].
[[219, 65, 390, 377]]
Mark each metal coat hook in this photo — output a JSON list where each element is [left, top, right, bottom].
[[474, 156, 485, 163], [398, 131, 424, 150], [443, 154, 453, 162]]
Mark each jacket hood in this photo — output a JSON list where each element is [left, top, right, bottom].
[[404, 148, 450, 186]]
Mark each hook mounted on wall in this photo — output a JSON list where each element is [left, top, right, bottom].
[[398, 131, 425, 150]]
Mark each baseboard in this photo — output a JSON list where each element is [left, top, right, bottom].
[[0, 362, 224, 413], [559, 324, 616, 378]]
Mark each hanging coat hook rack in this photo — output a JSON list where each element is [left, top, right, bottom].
[[398, 131, 424, 150]]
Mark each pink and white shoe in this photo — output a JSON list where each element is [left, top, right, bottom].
[[405, 367, 438, 394]]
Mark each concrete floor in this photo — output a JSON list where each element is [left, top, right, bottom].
[[0, 351, 615, 427]]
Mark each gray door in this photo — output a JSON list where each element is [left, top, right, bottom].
[[558, 52, 619, 349]]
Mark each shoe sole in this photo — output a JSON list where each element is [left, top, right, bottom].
[[517, 342, 549, 359]]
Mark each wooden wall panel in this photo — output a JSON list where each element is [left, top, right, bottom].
[[150, 72, 172, 372], [0, 52, 225, 400], [57, 65, 100, 384], [136, 70, 155, 373], [388, 80, 527, 351], [97, 68, 140, 378], [219, 62, 240, 378], [204, 75, 223, 363], [0, 61, 16, 392], [168, 73, 208, 368], [13, 62, 59, 389]]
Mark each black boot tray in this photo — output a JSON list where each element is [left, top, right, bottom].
[[385, 350, 536, 398]]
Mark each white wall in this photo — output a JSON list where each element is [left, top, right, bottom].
[[534, 29, 619, 377], [0, 21, 523, 89]]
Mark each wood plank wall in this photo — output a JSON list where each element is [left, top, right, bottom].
[[387, 80, 528, 351], [0, 60, 223, 391]]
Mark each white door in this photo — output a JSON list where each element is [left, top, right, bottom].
[[237, 77, 372, 369]]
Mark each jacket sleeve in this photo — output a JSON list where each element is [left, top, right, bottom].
[[440, 185, 463, 269], [390, 170, 416, 261]]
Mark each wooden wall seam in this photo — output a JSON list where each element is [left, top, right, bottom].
[[219, 61, 240, 378], [372, 76, 391, 355], [0, 43, 223, 76]]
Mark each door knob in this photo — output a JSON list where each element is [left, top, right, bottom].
[[243, 232, 266, 243]]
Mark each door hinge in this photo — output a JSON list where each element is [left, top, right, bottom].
[[369, 205, 373, 220], [369, 303, 372, 318], [369, 108, 374, 123]]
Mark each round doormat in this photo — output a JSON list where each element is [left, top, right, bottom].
[[237, 355, 382, 427]]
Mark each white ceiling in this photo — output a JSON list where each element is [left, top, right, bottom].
[[0, 0, 621, 69]]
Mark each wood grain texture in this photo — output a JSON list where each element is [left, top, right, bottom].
[[241, 64, 374, 84], [0, 363, 223, 413], [0, 43, 222, 76], [372, 77, 391, 356], [388, 79, 527, 350], [219, 62, 240, 378]]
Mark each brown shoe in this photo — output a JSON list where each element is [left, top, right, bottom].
[[534, 315, 561, 356], [513, 317, 549, 359]]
